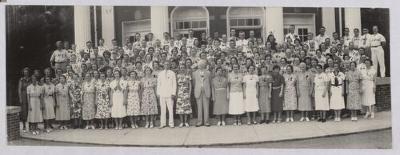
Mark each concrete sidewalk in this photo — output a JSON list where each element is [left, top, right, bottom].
[[19, 111, 391, 147]]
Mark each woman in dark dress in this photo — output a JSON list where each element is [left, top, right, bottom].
[[18, 67, 31, 132], [270, 65, 284, 123]]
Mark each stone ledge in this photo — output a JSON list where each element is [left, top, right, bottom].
[[7, 106, 21, 114]]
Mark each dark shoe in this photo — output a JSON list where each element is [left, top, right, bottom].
[[195, 123, 203, 127], [259, 120, 265, 124], [322, 119, 326, 123], [265, 120, 270, 124], [205, 123, 210, 127], [158, 125, 166, 129], [317, 118, 322, 122]]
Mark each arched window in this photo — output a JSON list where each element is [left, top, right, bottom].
[[227, 7, 265, 38], [171, 6, 210, 38]]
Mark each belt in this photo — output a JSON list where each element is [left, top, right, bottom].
[[215, 88, 226, 90], [371, 45, 381, 48], [331, 84, 343, 87], [46, 94, 54, 97], [272, 86, 281, 89]]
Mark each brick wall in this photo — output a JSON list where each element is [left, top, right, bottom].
[[376, 84, 391, 111], [7, 112, 20, 141]]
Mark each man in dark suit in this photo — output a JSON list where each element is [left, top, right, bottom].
[[193, 60, 212, 127]]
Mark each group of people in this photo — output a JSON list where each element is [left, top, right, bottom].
[[18, 25, 385, 135]]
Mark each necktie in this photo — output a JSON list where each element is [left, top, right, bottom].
[[334, 76, 339, 86]]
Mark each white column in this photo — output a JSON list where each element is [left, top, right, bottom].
[[322, 7, 336, 37], [74, 6, 91, 50], [151, 6, 169, 41], [265, 7, 284, 43], [101, 6, 115, 48], [344, 8, 361, 38]]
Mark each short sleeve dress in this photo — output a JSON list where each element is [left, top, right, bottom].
[[346, 70, 362, 110], [82, 81, 96, 120], [56, 83, 70, 121], [258, 74, 272, 113], [314, 73, 330, 111], [283, 73, 298, 111], [110, 79, 127, 118], [243, 74, 260, 112], [42, 83, 56, 120], [95, 80, 111, 119], [297, 71, 313, 111], [271, 72, 284, 112], [329, 72, 346, 110], [127, 80, 141, 116], [212, 76, 229, 115], [27, 84, 44, 123], [19, 77, 31, 122], [141, 77, 159, 115], [176, 73, 193, 114], [361, 68, 376, 106], [228, 73, 245, 115], [69, 80, 82, 119]]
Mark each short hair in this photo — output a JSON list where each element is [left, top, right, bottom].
[[272, 65, 281, 70]]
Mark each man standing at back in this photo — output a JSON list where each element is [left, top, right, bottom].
[[370, 25, 386, 77], [50, 41, 68, 72], [193, 60, 212, 127], [157, 61, 177, 128]]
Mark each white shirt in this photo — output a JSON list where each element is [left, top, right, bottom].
[[352, 35, 362, 49], [284, 33, 297, 44], [360, 34, 372, 48], [315, 34, 330, 47], [370, 33, 386, 47], [157, 70, 177, 97], [236, 39, 248, 52], [97, 45, 108, 58], [50, 49, 68, 63]]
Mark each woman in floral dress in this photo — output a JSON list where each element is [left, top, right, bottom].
[[176, 63, 192, 127], [69, 73, 82, 129], [141, 67, 158, 128], [283, 65, 297, 122], [127, 71, 142, 128], [82, 73, 96, 129], [95, 72, 111, 129], [296, 63, 313, 122], [346, 61, 362, 121], [360, 59, 377, 119]]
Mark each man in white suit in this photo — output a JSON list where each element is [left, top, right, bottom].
[[157, 61, 177, 128]]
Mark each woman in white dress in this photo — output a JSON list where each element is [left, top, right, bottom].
[[329, 64, 346, 121], [361, 59, 377, 119], [228, 63, 245, 125], [42, 77, 56, 132], [243, 65, 259, 125], [283, 65, 298, 122], [313, 64, 330, 123], [110, 70, 128, 130]]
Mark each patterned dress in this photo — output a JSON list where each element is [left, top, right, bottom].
[[297, 72, 313, 111], [82, 81, 96, 120], [19, 77, 31, 122], [141, 77, 158, 115], [176, 73, 193, 114], [56, 83, 70, 121], [258, 74, 272, 113], [361, 68, 376, 106], [69, 80, 82, 119], [95, 80, 111, 119], [127, 80, 141, 116], [283, 73, 298, 110], [346, 70, 362, 110]]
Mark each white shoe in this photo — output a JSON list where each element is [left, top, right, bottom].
[[337, 117, 341, 121], [179, 123, 184, 128], [285, 118, 290, 122], [371, 113, 375, 119], [184, 123, 190, 127], [217, 121, 221, 126], [305, 117, 310, 122], [290, 118, 294, 122], [84, 126, 89, 130], [354, 117, 358, 121], [364, 112, 370, 119], [221, 121, 226, 126], [149, 122, 154, 128], [299, 117, 304, 122], [233, 122, 237, 126]]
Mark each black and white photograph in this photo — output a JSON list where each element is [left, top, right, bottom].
[[1, 0, 398, 153]]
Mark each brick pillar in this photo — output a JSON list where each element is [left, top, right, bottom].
[[7, 106, 21, 141]]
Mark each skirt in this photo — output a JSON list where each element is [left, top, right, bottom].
[[213, 88, 229, 115], [271, 88, 283, 112], [330, 86, 345, 110], [42, 96, 56, 120], [228, 92, 244, 115], [56, 95, 70, 121], [244, 88, 259, 112], [82, 93, 96, 120], [347, 83, 362, 110], [361, 80, 376, 106], [314, 88, 330, 111], [297, 87, 312, 111], [27, 97, 43, 123], [258, 86, 271, 113], [111, 91, 127, 118]]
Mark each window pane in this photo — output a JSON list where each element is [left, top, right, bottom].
[[238, 19, 245, 26], [176, 22, 182, 29], [184, 22, 190, 29], [254, 19, 260, 25], [246, 19, 253, 26], [200, 21, 207, 28], [230, 19, 237, 26], [192, 21, 199, 28]]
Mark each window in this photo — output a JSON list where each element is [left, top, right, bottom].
[[175, 20, 207, 30], [230, 18, 261, 27], [297, 28, 308, 42]]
